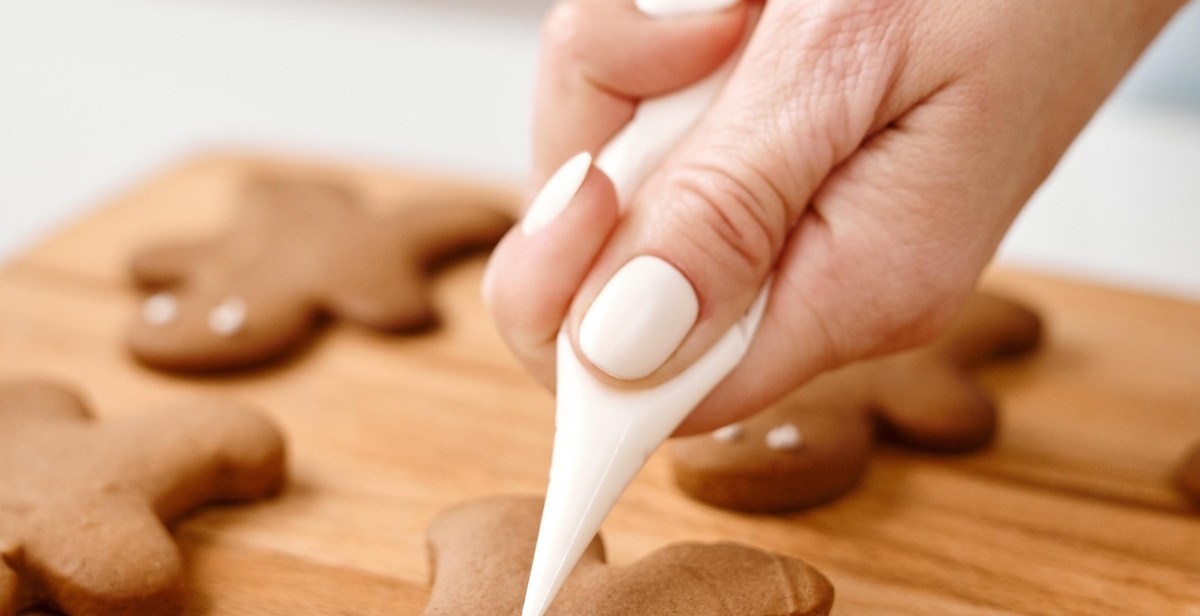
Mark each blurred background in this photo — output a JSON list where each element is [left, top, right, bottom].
[[2, 0, 1198, 298]]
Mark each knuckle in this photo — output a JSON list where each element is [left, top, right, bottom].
[[768, 0, 911, 150], [660, 163, 789, 281]]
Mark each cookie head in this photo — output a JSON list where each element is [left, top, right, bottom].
[[672, 292, 1042, 513], [127, 174, 512, 372], [423, 495, 834, 615], [673, 383, 876, 513]]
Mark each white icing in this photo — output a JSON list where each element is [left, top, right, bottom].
[[142, 292, 178, 326], [711, 423, 745, 442], [522, 13, 765, 616], [765, 423, 803, 450], [207, 296, 247, 336]]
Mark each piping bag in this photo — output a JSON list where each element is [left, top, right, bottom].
[[520, 7, 767, 616]]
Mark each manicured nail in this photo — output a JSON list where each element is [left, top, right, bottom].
[[636, 0, 739, 18], [579, 255, 698, 380], [522, 151, 592, 236]]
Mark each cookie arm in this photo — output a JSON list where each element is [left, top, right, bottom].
[[869, 357, 998, 452], [869, 292, 1041, 451], [0, 379, 90, 424], [395, 202, 512, 268], [129, 241, 211, 288], [326, 202, 512, 331], [324, 273, 438, 332], [109, 400, 286, 522], [933, 293, 1042, 366]]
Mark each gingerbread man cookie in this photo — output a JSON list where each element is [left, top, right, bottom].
[[671, 292, 1042, 513], [0, 378, 286, 615], [128, 174, 512, 371], [423, 496, 834, 615], [1178, 442, 1200, 508]]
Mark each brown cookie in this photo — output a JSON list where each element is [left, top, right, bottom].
[[0, 378, 286, 615], [127, 174, 512, 372], [671, 292, 1043, 513], [1178, 442, 1200, 508], [423, 495, 834, 615]]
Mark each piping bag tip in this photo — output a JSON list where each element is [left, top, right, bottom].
[[520, 287, 768, 616]]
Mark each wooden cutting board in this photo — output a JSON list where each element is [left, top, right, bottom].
[[2, 153, 1197, 615]]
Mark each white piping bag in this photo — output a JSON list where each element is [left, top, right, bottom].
[[520, 9, 766, 616]]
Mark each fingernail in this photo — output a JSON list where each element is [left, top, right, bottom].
[[522, 151, 592, 236], [579, 255, 699, 380], [636, 0, 739, 18]]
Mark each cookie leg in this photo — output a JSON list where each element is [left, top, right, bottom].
[[129, 241, 210, 287], [0, 559, 19, 616], [111, 400, 286, 521], [24, 505, 184, 616]]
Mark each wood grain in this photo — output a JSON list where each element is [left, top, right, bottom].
[[1, 153, 1197, 615]]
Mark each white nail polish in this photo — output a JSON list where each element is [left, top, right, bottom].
[[636, 0, 739, 18], [579, 255, 698, 380], [522, 151, 592, 236]]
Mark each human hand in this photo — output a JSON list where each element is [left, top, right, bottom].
[[483, 0, 1185, 435]]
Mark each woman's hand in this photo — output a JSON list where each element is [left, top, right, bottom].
[[483, 0, 1186, 434]]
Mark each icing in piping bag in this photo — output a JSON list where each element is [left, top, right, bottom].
[[520, 6, 767, 616]]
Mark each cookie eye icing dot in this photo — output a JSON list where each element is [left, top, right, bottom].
[[208, 296, 247, 336], [765, 423, 803, 450], [712, 423, 745, 442], [142, 292, 178, 326]]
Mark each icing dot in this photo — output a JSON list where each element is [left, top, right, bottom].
[[764, 423, 803, 450], [207, 297, 247, 336], [711, 423, 745, 442], [142, 292, 178, 326]]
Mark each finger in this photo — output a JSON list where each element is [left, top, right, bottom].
[[559, 0, 921, 385], [532, 0, 748, 188], [483, 153, 620, 388]]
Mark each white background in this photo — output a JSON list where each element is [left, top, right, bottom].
[[2, 0, 1198, 298]]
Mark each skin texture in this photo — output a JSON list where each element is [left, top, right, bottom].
[[422, 495, 834, 615], [0, 379, 286, 616], [129, 174, 512, 372], [671, 292, 1042, 513], [482, 0, 1188, 434]]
